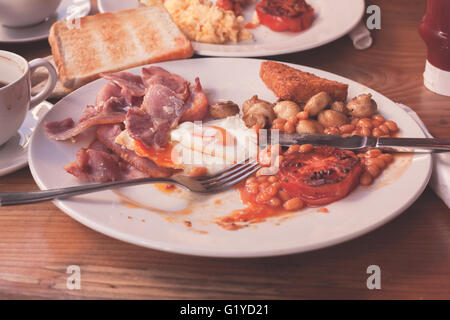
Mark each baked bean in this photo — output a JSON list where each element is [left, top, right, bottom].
[[283, 197, 304, 211], [299, 144, 314, 153], [371, 119, 384, 127], [366, 157, 386, 169], [259, 182, 270, 191], [378, 124, 390, 135], [296, 111, 309, 120], [366, 164, 381, 178], [246, 177, 257, 185], [246, 183, 259, 194], [286, 145, 300, 154], [268, 197, 282, 207], [256, 192, 272, 203], [372, 127, 383, 137], [324, 127, 340, 135], [271, 118, 286, 131], [188, 167, 207, 177], [278, 190, 291, 202], [284, 121, 296, 133], [266, 184, 280, 197], [365, 149, 382, 158], [288, 115, 298, 124], [339, 124, 356, 133], [372, 114, 385, 122], [360, 126, 371, 136], [257, 175, 268, 183], [360, 171, 373, 186], [351, 117, 361, 126], [379, 153, 394, 164], [358, 118, 373, 129], [384, 120, 398, 132]]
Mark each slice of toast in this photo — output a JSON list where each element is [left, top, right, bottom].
[[49, 6, 194, 89], [260, 61, 348, 103]]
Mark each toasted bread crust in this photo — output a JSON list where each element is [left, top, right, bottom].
[[260, 61, 348, 103], [49, 7, 193, 89]]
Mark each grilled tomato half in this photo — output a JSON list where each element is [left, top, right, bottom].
[[279, 146, 363, 206], [255, 0, 315, 32]]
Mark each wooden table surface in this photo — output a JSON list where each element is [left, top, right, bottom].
[[0, 0, 449, 300]]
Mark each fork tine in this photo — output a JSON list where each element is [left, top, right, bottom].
[[200, 160, 257, 185], [198, 158, 256, 182], [205, 162, 260, 189], [209, 166, 261, 192]]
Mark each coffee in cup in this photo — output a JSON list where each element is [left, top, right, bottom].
[[0, 50, 57, 145]]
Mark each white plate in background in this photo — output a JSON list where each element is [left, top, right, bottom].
[[97, 0, 365, 57]]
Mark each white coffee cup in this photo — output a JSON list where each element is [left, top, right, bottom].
[[0, 0, 62, 28], [0, 50, 57, 146]]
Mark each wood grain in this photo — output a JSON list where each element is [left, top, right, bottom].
[[0, 0, 449, 299]]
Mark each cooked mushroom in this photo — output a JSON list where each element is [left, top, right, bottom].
[[318, 110, 349, 128], [346, 93, 377, 118], [242, 95, 275, 128], [296, 119, 324, 134], [303, 91, 331, 116], [273, 100, 301, 120], [330, 101, 347, 114], [209, 101, 240, 119]]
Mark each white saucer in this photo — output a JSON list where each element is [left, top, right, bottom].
[[0, 101, 53, 176], [0, 0, 91, 43]]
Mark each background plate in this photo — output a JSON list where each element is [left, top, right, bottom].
[[97, 0, 365, 57]]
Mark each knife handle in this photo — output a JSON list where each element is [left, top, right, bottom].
[[377, 137, 450, 152]]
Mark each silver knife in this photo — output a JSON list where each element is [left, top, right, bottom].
[[265, 133, 450, 153]]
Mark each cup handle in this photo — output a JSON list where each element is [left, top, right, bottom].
[[28, 58, 58, 108]]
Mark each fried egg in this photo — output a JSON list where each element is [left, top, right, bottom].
[[115, 115, 258, 174]]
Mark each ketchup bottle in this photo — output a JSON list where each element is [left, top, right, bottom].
[[418, 0, 450, 96]]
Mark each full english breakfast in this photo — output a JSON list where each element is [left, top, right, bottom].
[[44, 61, 401, 230]]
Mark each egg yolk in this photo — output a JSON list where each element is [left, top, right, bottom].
[[134, 140, 176, 168]]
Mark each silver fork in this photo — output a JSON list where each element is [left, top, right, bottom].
[[0, 159, 261, 206]]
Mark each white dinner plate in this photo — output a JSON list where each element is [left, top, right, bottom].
[[97, 0, 365, 57], [0, 0, 91, 43], [0, 101, 53, 176], [29, 58, 432, 258]]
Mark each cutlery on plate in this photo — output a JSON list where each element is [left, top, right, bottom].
[[268, 133, 450, 152], [0, 159, 260, 206]]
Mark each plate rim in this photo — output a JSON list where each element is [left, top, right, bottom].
[[96, 0, 365, 57], [28, 57, 432, 258]]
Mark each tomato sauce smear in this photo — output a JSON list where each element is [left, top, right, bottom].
[[217, 182, 292, 231]]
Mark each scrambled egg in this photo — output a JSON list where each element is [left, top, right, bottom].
[[140, 0, 252, 44]]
